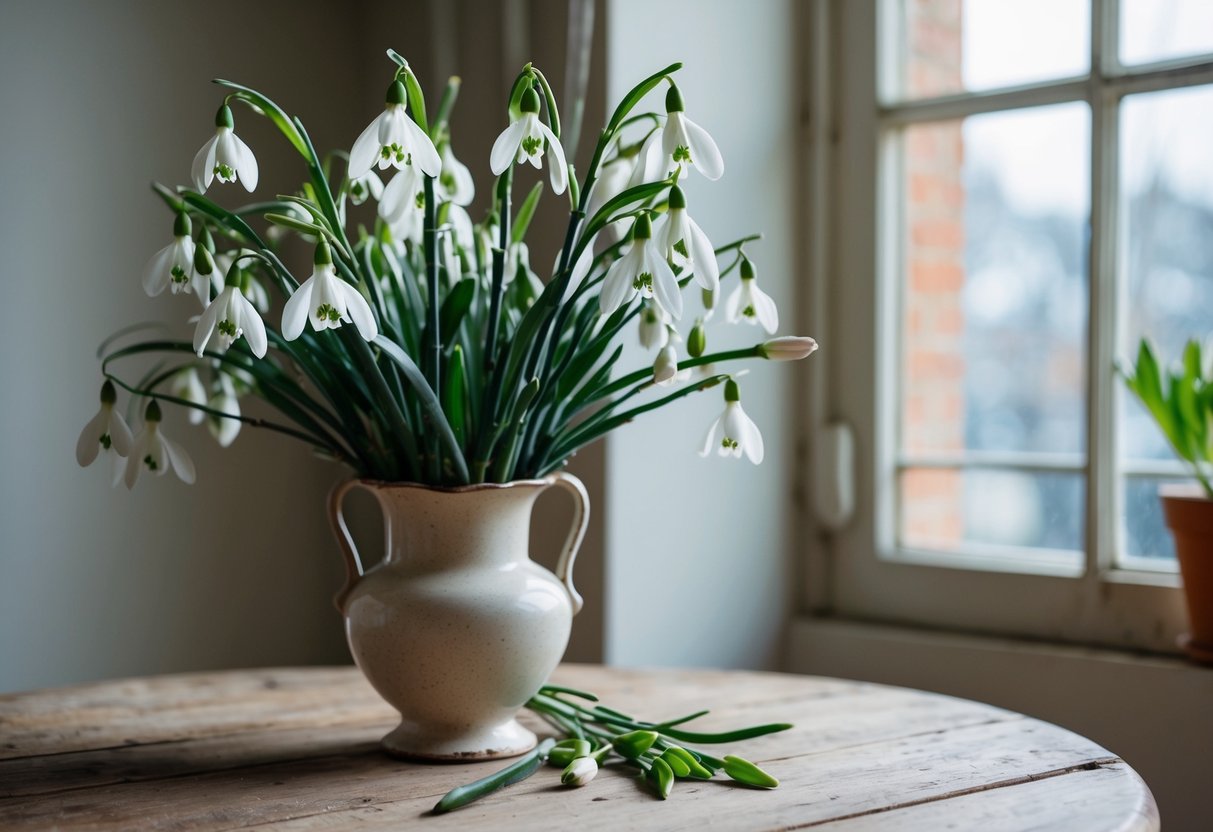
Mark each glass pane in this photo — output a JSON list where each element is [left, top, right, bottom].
[[900, 104, 1090, 457], [1119, 85, 1213, 462], [1122, 476, 1184, 562], [898, 0, 1090, 99], [1121, 0, 1213, 66], [900, 468, 1085, 554]]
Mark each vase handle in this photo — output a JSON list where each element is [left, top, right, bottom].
[[329, 479, 372, 614], [551, 471, 590, 617]]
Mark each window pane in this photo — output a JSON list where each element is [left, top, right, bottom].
[[1120, 0, 1213, 66], [900, 104, 1090, 458], [900, 468, 1085, 556], [1119, 86, 1213, 462], [1122, 476, 1184, 563], [898, 0, 1090, 100]]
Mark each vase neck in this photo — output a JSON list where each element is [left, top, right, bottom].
[[371, 481, 548, 570]]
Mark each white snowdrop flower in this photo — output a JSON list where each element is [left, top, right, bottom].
[[169, 368, 207, 426], [439, 232, 461, 286], [193, 265, 268, 358], [700, 379, 764, 464], [207, 374, 242, 448], [438, 142, 475, 206], [281, 240, 378, 342], [379, 160, 424, 225], [653, 343, 681, 387], [489, 87, 568, 195], [349, 80, 441, 179], [125, 400, 196, 489], [507, 241, 545, 299], [587, 151, 637, 220], [191, 245, 221, 309], [142, 212, 197, 297], [447, 203, 476, 253], [348, 169, 384, 206], [629, 85, 723, 185], [210, 249, 268, 313], [561, 757, 598, 787], [191, 104, 259, 193], [550, 242, 594, 302], [390, 204, 424, 249], [760, 336, 819, 361], [75, 380, 133, 468], [655, 186, 719, 292], [599, 214, 682, 320], [638, 303, 670, 350], [725, 257, 778, 334]]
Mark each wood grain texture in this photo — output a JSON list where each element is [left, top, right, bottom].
[[0, 665, 1158, 831]]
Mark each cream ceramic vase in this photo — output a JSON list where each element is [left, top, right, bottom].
[[328, 474, 589, 761]]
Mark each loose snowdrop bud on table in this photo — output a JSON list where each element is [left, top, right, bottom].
[[192, 104, 259, 193], [560, 757, 598, 787], [722, 754, 780, 789], [760, 336, 818, 361]]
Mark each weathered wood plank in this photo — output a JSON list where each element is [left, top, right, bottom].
[[806, 763, 1160, 832]]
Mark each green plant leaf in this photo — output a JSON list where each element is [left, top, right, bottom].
[[511, 181, 545, 244]]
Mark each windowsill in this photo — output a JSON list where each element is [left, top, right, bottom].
[[784, 615, 1213, 828]]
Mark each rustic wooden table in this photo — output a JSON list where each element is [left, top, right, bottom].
[[0, 665, 1158, 831]]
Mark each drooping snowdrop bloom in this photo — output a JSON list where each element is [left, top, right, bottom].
[[630, 85, 723, 185], [124, 400, 196, 489], [490, 87, 568, 195], [653, 344, 681, 387], [587, 150, 637, 220], [192, 104, 259, 193], [760, 336, 819, 361], [193, 264, 267, 358], [655, 186, 719, 292], [725, 257, 778, 334], [281, 240, 378, 342], [169, 368, 207, 426], [347, 169, 384, 206], [438, 142, 475, 206], [379, 158, 424, 225], [207, 374, 242, 448], [561, 757, 599, 787], [638, 302, 670, 350], [447, 203, 476, 253], [75, 380, 133, 468], [142, 212, 197, 297], [599, 213, 682, 320], [209, 249, 269, 313], [507, 242, 545, 299], [349, 80, 441, 179], [700, 379, 764, 464]]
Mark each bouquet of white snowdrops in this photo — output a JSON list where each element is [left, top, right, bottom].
[[77, 50, 817, 487]]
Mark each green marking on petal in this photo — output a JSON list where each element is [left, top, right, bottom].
[[673, 145, 692, 164], [722, 437, 739, 450], [743, 305, 756, 318], [521, 136, 543, 156], [214, 163, 236, 181], [99, 433, 112, 450], [632, 272, 654, 292], [218, 319, 238, 338], [316, 303, 342, 323], [143, 454, 158, 471]]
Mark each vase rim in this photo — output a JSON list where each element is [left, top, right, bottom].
[[1159, 483, 1211, 503], [353, 475, 558, 494]]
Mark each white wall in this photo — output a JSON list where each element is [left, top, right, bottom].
[[603, 0, 802, 668], [0, 0, 368, 692]]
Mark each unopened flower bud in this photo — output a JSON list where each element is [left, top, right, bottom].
[[653, 344, 679, 385], [740, 256, 756, 281], [666, 746, 714, 779], [688, 321, 707, 357], [100, 379, 117, 405], [561, 756, 598, 787], [722, 754, 779, 789], [144, 399, 163, 423], [648, 756, 675, 799], [760, 336, 818, 361], [548, 738, 592, 767], [638, 305, 668, 350], [613, 730, 659, 759], [660, 749, 691, 777]]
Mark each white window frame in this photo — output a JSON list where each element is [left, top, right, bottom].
[[803, 0, 1213, 652]]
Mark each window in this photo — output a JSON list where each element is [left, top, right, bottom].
[[813, 0, 1213, 651]]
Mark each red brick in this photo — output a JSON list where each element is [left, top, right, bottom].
[[910, 260, 965, 292]]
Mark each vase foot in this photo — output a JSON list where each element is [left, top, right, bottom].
[[380, 717, 537, 761]]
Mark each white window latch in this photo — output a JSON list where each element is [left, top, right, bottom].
[[812, 421, 855, 533]]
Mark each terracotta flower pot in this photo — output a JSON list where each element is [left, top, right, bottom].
[[1161, 484, 1213, 664]]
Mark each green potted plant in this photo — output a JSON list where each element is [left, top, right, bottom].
[[1122, 339, 1213, 662]]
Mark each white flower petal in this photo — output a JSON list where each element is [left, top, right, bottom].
[[235, 293, 267, 358], [193, 294, 223, 356], [75, 408, 107, 467], [192, 133, 219, 192], [724, 283, 745, 323], [141, 243, 175, 297], [349, 114, 382, 179], [739, 405, 765, 464], [687, 218, 720, 291], [539, 122, 568, 195], [281, 278, 314, 341], [683, 115, 724, 180], [339, 281, 378, 341], [162, 436, 196, 484], [232, 133, 258, 191], [627, 128, 664, 188], [402, 115, 441, 177], [751, 283, 780, 334], [108, 410, 133, 456], [699, 414, 723, 457], [648, 248, 683, 320], [123, 432, 146, 489], [490, 119, 528, 175], [599, 254, 634, 316]]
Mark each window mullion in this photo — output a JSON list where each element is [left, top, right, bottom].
[[1087, 0, 1121, 586]]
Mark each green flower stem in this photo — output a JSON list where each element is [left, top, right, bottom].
[[484, 169, 513, 375], [431, 738, 556, 815], [585, 346, 762, 408]]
